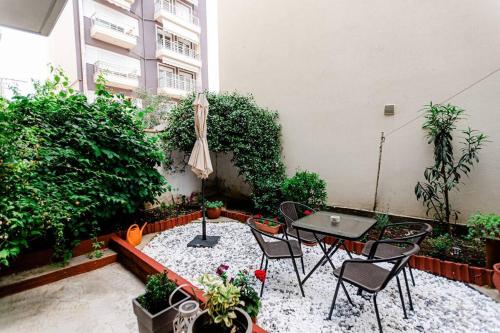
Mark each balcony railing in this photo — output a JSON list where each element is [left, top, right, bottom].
[[155, 0, 199, 26], [157, 39, 199, 59], [91, 15, 137, 38], [158, 72, 196, 92], [94, 61, 139, 79]]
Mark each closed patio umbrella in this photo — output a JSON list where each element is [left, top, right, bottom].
[[187, 92, 220, 248]]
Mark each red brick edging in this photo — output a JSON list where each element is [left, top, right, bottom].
[[0, 253, 117, 298], [221, 210, 495, 288], [109, 234, 268, 333]]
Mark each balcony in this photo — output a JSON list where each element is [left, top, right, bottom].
[[154, 0, 201, 43], [156, 39, 201, 69], [157, 72, 196, 98], [90, 15, 138, 49], [106, 0, 136, 11], [94, 61, 139, 90]]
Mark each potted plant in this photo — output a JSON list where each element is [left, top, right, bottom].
[[467, 213, 500, 268], [254, 215, 281, 235], [206, 200, 223, 219], [133, 271, 190, 333], [189, 266, 254, 333], [493, 263, 500, 292], [230, 269, 262, 323]]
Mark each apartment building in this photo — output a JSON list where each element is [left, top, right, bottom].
[[50, 0, 206, 103]]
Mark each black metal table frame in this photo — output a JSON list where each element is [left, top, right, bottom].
[[295, 226, 370, 286]]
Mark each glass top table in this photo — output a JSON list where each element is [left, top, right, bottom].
[[293, 211, 376, 240], [292, 212, 376, 285]]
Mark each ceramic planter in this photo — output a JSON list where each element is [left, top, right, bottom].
[[255, 221, 280, 235], [493, 263, 500, 292], [206, 207, 222, 219], [485, 238, 500, 268], [188, 308, 252, 333], [133, 289, 190, 333]]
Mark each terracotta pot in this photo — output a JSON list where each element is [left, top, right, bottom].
[[485, 238, 500, 269], [493, 263, 500, 292], [206, 207, 221, 219], [255, 221, 280, 235], [188, 308, 252, 333], [133, 289, 190, 333]]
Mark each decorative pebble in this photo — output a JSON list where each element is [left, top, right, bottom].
[[143, 221, 500, 333]]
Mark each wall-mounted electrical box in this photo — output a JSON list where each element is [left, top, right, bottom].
[[384, 104, 395, 116]]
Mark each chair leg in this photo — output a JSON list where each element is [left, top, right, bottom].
[[259, 253, 264, 270], [408, 266, 416, 286], [402, 267, 414, 311], [259, 258, 269, 297], [300, 256, 305, 275], [328, 278, 342, 320], [373, 294, 383, 333], [396, 276, 408, 319], [340, 281, 353, 306], [291, 256, 305, 297]]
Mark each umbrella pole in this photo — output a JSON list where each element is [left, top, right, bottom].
[[202, 179, 207, 240]]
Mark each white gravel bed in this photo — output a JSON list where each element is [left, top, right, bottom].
[[142, 221, 500, 333]]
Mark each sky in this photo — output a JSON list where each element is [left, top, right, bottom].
[[0, 26, 50, 95]]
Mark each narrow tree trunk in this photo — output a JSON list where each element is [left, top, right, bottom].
[[441, 164, 451, 234]]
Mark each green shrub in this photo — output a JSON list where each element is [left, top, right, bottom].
[[281, 170, 327, 208], [374, 213, 390, 232], [467, 213, 500, 240], [425, 234, 453, 259], [206, 200, 224, 209], [162, 92, 285, 214], [137, 271, 177, 314], [0, 69, 166, 266]]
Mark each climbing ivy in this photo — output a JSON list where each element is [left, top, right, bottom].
[[0, 69, 166, 267], [162, 92, 285, 214]]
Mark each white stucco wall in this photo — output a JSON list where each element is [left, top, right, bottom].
[[217, 0, 500, 222]]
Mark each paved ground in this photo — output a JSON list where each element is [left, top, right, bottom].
[[0, 263, 143, 333]]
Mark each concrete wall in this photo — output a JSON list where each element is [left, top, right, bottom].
[[217, 0, 500, 222]]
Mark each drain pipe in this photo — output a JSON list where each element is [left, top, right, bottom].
[[372, 131, 385, 212]]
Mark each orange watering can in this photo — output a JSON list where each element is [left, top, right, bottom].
[[126, 223, 148, 246]]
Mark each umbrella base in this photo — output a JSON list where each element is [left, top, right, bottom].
[[187, 235, 220, 248]]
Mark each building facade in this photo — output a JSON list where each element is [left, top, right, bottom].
[[51, 0, 206, 103]]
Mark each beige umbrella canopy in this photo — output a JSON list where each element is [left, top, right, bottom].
[[188, 93, 213, 179], [187, 93, 219, 247]]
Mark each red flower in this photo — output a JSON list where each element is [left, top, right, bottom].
[[273, 217, 279, 222], [255, 269, 266, 283], [304, 210, 313, 216], [216, 263, 229, 276], [254, 214, 263, 219]]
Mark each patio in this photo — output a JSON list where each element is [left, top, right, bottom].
[[142, 220, 500, 333]]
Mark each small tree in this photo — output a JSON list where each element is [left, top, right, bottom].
[[415, 103, 487, 234]]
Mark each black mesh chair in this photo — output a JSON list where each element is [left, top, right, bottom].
[[361, 222, 432, 311], [328, 240, 420, 333], [247, 217, 305, 297]]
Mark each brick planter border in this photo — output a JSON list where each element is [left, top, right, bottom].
[[109, 234, 268, 333], [220, 209, 495, 288], [0, 211, 203, 277]]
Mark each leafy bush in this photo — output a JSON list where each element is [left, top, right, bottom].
[[162, 92, 285, 215], [0, 69, 165, 266], [467, 213, 500, 240], [137, 271, 177, 314], [425, 234, 453, 259], [281, 170, 327, 208], [206, 200, 224, 209], [233, 270, 261, 319], [374, 213, 390, 232]]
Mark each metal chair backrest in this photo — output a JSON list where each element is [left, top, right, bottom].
[[279, 201, 315, 230], [379, 221, 432, 245]]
